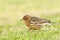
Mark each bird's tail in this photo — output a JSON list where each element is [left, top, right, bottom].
[[50, 22, 56, 24], [50, 21, 58, 27]]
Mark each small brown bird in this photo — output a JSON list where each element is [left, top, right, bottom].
[[23, 15, 52, 30]]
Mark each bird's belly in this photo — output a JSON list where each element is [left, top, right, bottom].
[[29, 25, 41, 30]]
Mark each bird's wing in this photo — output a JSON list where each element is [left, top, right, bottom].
[[30, 17, 42, 27], [29, 17, 52, 27], [30, 17, 39, 24]]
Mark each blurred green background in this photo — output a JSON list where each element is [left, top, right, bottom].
[[0, 0, 60, 40]]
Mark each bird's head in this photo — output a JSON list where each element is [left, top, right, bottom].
[[23, 15, 31, 21]]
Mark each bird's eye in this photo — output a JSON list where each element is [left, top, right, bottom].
[[23, 16, 28, 20], [25, 17, 29, 20]]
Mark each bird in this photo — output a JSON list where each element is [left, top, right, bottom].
[[23, 15, 53, 30]]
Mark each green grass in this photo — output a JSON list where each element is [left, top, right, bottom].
[[0, 0, 60, 40], [0, 16, 60, 40]]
